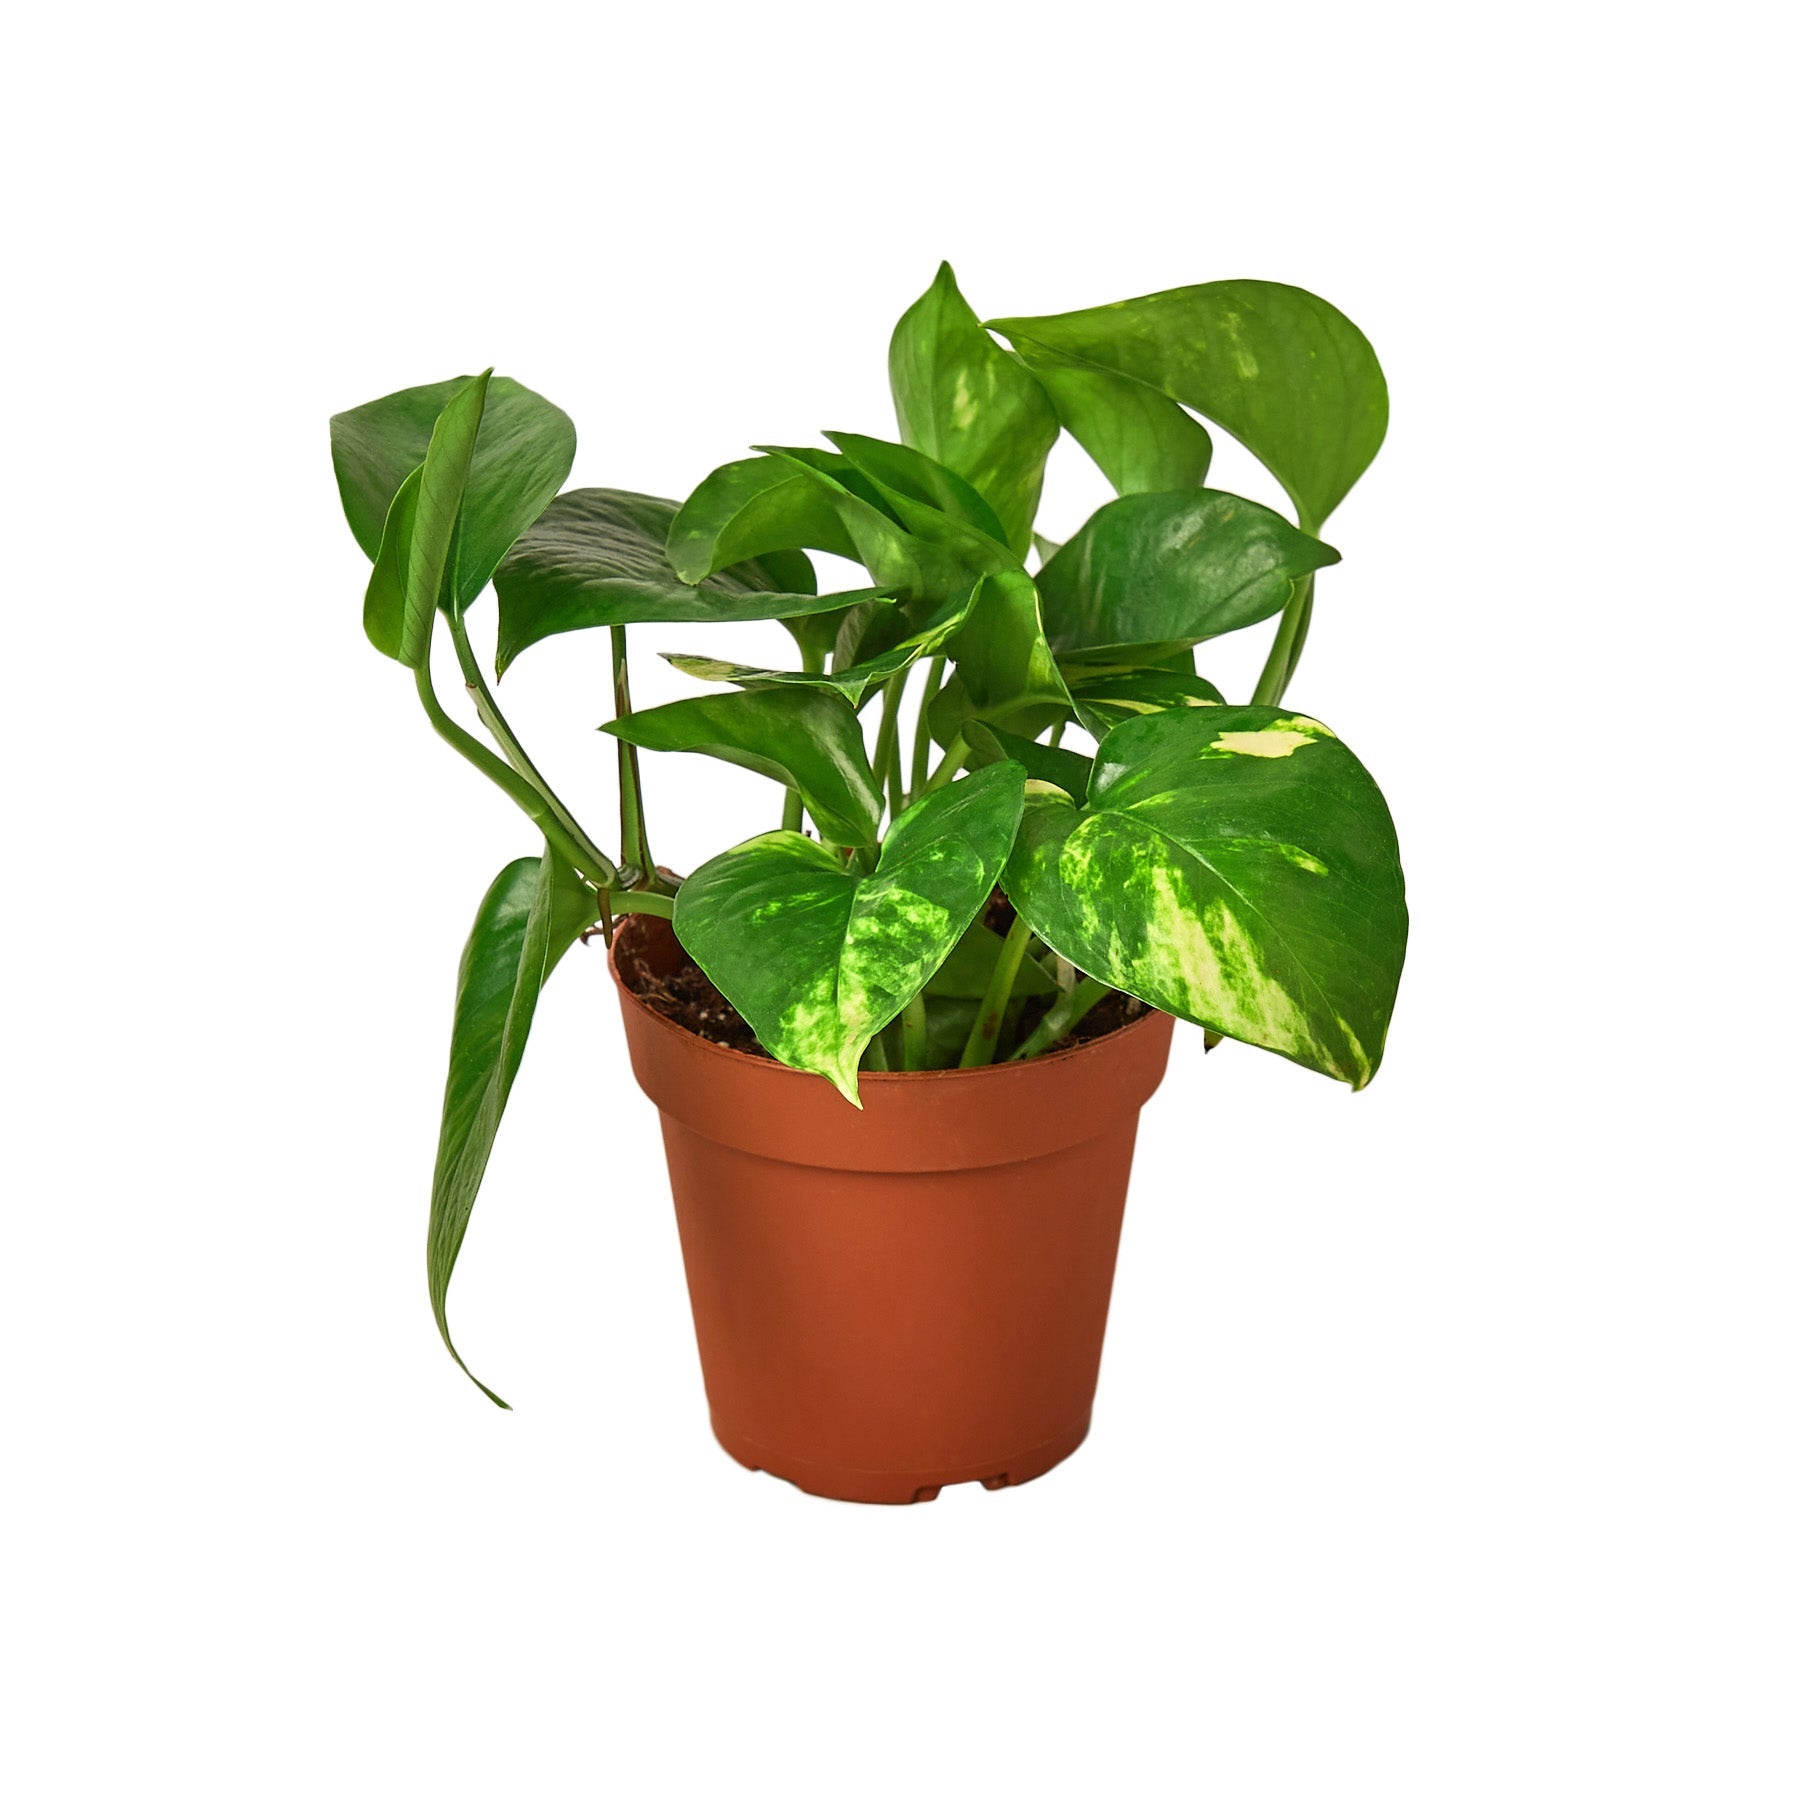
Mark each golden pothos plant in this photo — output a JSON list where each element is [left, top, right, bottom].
[[330, 265, 1407, 1401]]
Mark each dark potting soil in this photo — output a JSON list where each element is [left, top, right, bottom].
[[610, 902, 1145, 1063]]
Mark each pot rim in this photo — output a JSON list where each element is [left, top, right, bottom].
[[605, 916, 1173, 1087]]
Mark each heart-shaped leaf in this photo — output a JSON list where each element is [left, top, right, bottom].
[[674, 761, 1027, 1100], [889, 262, 1060, 556], [492, 488, 888, 676], [1021, 350, 1214, 496], [332, 373, 575, 601], [990, 281, 1386, 531], [667, 453, 866, 582], [602, 687, 883, 846], [1065, 666, 1225, 739], [1003, 706, 1406, 1087], [666, 585, 978, 708], [962, 720, 1094, 804], [429, 847, 598, 1406], [1036, 489, 1340, 658]]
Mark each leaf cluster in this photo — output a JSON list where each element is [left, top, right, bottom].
[[329, 265, 1406, 1399]]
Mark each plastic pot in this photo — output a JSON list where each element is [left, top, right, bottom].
[[611, 917, 1175, 1504]]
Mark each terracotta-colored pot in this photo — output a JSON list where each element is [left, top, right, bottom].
[[610, 918, 1176, 1504]]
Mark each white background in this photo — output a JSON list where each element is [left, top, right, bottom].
[[5, 3, 1794, 1793]]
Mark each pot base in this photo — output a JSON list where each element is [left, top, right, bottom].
[[711, 1414, 1091, 1505]]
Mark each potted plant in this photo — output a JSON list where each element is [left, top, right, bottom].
[[329, 265, 1407, 1502]]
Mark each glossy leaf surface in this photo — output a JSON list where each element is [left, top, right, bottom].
[[1036, 490, 1339, 657], [332, 374, 575, 600], [1004, 707, 1406, 1087], [667, 453, 869, 581], [889, 263, 1060, 556], [1066, 667, 1225, 739], [962, 720, 1094, 804], [1024, 352, 1214, 496], [603, 687, 883, 847], [429, 849, 597, 1405], [674, 762, 1027, 1100], [492, 489, 886, 676], [990, 280, 1386, 529]]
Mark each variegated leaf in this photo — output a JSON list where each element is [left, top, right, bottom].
[[673, 762, 1027, 1101], [1003, 706, 1406, 1087], [1065, 667, 1225, 739]]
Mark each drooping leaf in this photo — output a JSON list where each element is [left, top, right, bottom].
[[362, 373, 491, 667], [1020, 349, 1214, 496], [926, 568, 1071, 745], [428, 848, 598, 1406], [822, 431, 1011, 545], [962, 720, 1094, 804], [332, 373, 576, 600], [924, 915, 1057, 999], [1065, 667, 1225, 739], [889, 262, 1060, 556], [1036, 489, 1339, 658], [673, 761, 1027, 1100], [491, 488, 888, 676], [666, 585, 978, 708], [990, 281, 1386, 530], [1003, 707, 1406, 1087], [602, 687, 883, 847]]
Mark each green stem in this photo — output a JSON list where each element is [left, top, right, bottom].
[[921, 734, 970, 795], [871, 669, 908, 824], [960, 909, 1035, 1068], [1047, 719, 1067, 749], [900, 992, 927, 1071], [610, 627, 663, 888], [1010, 977, 1110, 1061], [412, 656, 616, 889], [1252, 565, 1316, 707], [445, 607, 614, 881], [908, 655, 946, 801], [610, 889, 675, 920]]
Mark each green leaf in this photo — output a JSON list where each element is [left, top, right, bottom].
[[673, 762, 1027, 1101], [666, 585, 978, 708], [667, 454, 862, 580], [331, 373, 576, 599], [1003, 706, 1406, 1087], [1021, 350, 1214, 496], [989, 281, 1386, 530], [962, 720, 1094, 804], [429, 848, 598, 1406], [602, 686, 883, 847], [927, 568, 1071, 745], [889, 262, 1060, 557], [491, 488, 888, 676], [821, 431, 1011, 545], [362, 372, 491, 667], [1065, 667, 1225, 740], [757, 448, 1007, 603], [924, 916, 1056, 999], [1036, 489, 1339, 659]]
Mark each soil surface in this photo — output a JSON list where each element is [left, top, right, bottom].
[[610, 902, 1145, 1062]]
